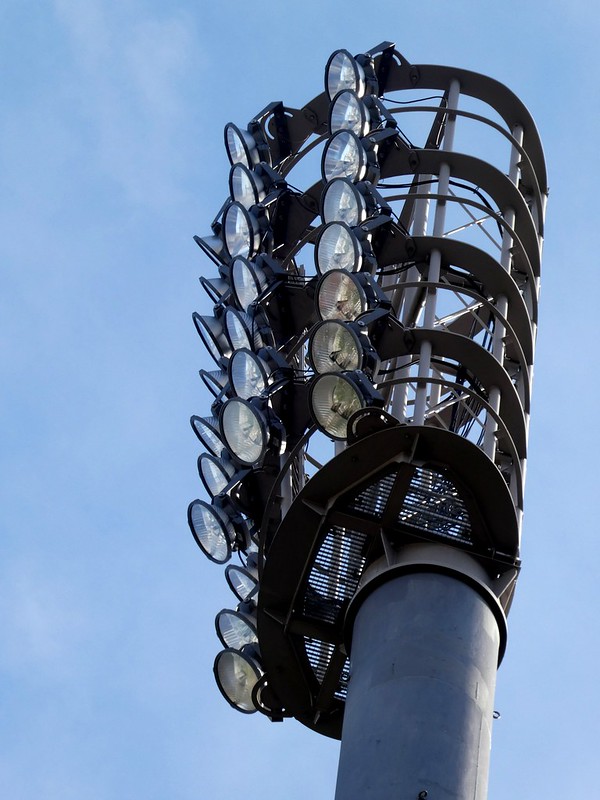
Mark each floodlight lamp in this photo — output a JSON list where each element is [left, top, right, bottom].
[[197, 452, 236, 497], [187, 498, 235, 564], [199, 368, 229, 399], [225, 564, 259, 603], [315, 222, 362, 275], [322, 130, 368, 183], [230, 256, 268, 311], [224, 307, 270, 352], [223, 202, 262, 260], [190, 414, 224, 457], [228, 348, 271, 399], [229, 163, 266, 209], [193, 233, 229, 266], [224, 123, 262, 169], [325, 49, 366, 100], [316, 270, 380, 321], [199, 275, 230, 304], [321, 178, 367, 227], [329, 90, 371, 138], [219, 397, 285, 466], [309, 319, 379, 376], [192, 311, 232, 365], [215, 607, 258, 650], [213, 646, 264, 714], [309, 370, 383, 440]]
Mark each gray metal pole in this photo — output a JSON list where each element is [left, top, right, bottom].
[[335, 553, 504, 800]]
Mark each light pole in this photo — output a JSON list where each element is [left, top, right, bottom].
[[187, 42, 548, 800]]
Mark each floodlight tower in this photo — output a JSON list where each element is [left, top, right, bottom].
[[187, 43, 547, 800]]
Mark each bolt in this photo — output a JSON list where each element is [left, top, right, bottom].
[[418, 793, 428, 800]]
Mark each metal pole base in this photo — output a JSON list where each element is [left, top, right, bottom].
[[335, 561, 503, 800]]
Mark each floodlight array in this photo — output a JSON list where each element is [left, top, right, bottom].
[[188, 43, 547, 721]]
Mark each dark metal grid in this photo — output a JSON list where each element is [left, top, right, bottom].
[[399, 467, 472, 544]]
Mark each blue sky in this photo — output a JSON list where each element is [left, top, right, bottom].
[[1, 1, 598, 798]]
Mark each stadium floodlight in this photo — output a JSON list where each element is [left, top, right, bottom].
[[189, 39, 548, 800], [225, 564, 259, 603], [321, 178, 367, 226], [192, 311, 232, 365], [309, 370, 383, 440], [228, 348, 270, 399], [223, 201, 262, 259], [322, 130, 369, 182], [215, 605, 258, 650], [315, 221, 364, 274], [190, 414, 224, 457], [213, 645, 264, 713], [187, 499, 235, 564], [325, 49, 366, 100], [199, 368, 229, 399], [308, 319, 379, 376], [329, 90, 371, 137], [219, 397, 285, 466], [316, 270, 387, 321], [197, 452, 236, 497], [224, 122, 264, 168], [229, 163, 266, 208], [230, 256, 269, 311]]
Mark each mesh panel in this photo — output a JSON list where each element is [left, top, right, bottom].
[[398, 467, 472, 544], [346, 472, 396, 518]]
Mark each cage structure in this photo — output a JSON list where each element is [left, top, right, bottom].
[[187, 42, 547, 738]]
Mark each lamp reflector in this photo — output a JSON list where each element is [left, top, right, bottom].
[[309, 372, 368, 439], [309, 320, 363, 373], [322, 130, 367, 183], [223, 202, 260, 259], [198, 453, 236, 497], [188, 499, 234, 564], [229, 163, 265, 208], [330, 90, 370, 137], [315, 222, 362, 274], [215, 609, 258, 650], [199, 368, 229, 398], [229, 348, 270, 399], [325, 49, 366, 100], [316, 270, 368, 321], [220, 398, 268, 465], [224, 307, 265, 351], [192, 312, 232, 364], [322, 178, 366, 226], [214, 648, 262, 713], [231, 256, 268, 311], [225, 564, 259, 603], [224, 123, 259, 168], [190, 415, 224, 457]]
